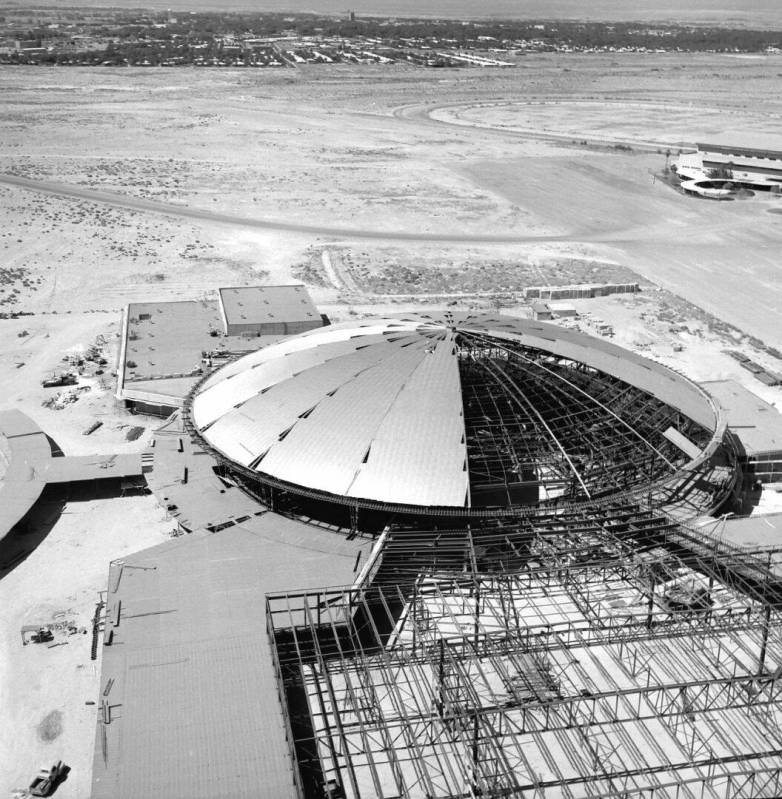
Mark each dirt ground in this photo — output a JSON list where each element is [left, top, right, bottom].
[[2, 52, 782, 793], [2, 54, 782, 344], [0, 494, 172, 798]]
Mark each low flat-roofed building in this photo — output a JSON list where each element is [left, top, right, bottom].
[[702, 379, 782, 482], [675, 141, 782, 192], [548, 301, 578, 318], [218, 285, 324, 337], [91, 514, 373, 799], [0, 410, 147, 544], [524, 282, 639, 300], [118, 287, 326, 416], [118, 299, 258, 416]]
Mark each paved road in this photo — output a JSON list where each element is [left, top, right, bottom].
[[0, 174, 568, 245]]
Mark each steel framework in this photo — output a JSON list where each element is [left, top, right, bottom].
[[183, 325, 738, 525], [457, 332, 708, 505], [267, 508, 782, 799]]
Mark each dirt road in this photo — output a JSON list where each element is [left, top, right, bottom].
[[393, 102, 686, 153], [0, 174, 567, 245]]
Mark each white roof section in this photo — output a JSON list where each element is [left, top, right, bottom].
[[191, 314, 719, 510], [193, 318, 467, 507], [346, 333, 467, 507]]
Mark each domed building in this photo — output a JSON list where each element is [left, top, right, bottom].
[[184, 312, 734, 527]]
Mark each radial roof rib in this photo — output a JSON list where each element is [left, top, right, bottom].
[[473, 353, 593, 499], [258, 337, 440, 498], [469, 319, 716, 431], [194, 332, 397, 428], [488, 354, 669, 495], [463, 329, 677, 471], [346, 330, 469, 507], [198, 341, 406, 467], [459, 351, 578, 481]]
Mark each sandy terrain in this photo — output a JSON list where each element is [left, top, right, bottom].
[[0, 311, 176, 797], [0, 495, 172, 798], [429, 96, 782, 150], [2, 54, 782, 344], [2, 52, 782, 794]]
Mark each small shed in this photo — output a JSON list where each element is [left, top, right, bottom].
[[531, 301, 553, 321], [548, 302, 579, 318]]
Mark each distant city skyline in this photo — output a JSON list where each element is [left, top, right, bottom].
[[4, 0, 781, 27]]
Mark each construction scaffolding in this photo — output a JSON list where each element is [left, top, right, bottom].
[[267, 508, 782, 799]]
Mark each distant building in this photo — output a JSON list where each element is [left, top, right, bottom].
[[524, 283, 639, 301], [218, 285, 324, 337], [14, 38, 42, 50], [675, 143, 782, 195], [530, 301, 553, 320], [548, 302, 578, 318]]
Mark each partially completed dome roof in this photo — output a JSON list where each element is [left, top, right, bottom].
[[188, 313, 721, 514]]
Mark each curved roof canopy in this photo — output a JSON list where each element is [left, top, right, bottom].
[[190, 313, 720, 513]]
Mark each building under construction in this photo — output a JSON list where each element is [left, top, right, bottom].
[[185, 313, 737, 529], [268, 508, 782, 798], [92, 312, 782, 799]]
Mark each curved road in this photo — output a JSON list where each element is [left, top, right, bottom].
[[0, 173, 570, 245], [393, 101, 692, 153]]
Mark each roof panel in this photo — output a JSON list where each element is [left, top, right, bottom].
[[204, 343, 401, 465], [259, 340, 431, 496], [347, 333, 469, 506], [191, 312, 718, 511], [196, 318, 427, 392]]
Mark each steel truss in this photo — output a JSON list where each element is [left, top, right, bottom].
[[181, 330, 739, 523], [268, 509, 782, 799], [456, 332, 712, 505]]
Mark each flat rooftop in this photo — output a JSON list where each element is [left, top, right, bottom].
[[719, 512, 782, 549], [1, 411, 145, 536], [698, 141, 782, 161], [120, 300, 269, 404], [44, 453, 142, 484], [701, 379, 782, 456], [219, 284, 320, 327], [91, 514, 373, 799], [145, 411, 265, 532]]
